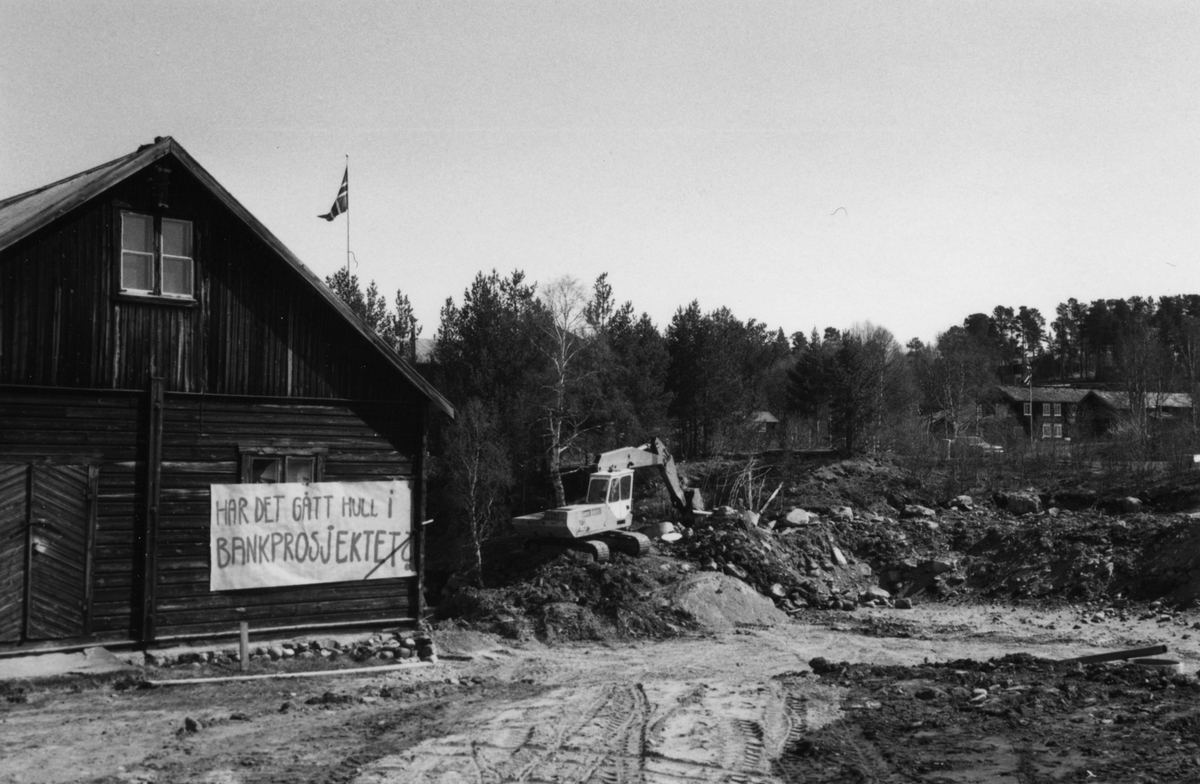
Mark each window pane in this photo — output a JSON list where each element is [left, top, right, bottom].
[[162, 219, 192, 257], [251, 458, 280, 484], [162, 256, 193, 296], [285, 457, 314, 484], [587, 478, 607, 504], [121, 252, 153, 291], [620, 475, 632, 501], [122, 213, 153, 252]]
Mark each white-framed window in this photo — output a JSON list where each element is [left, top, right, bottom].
[[120, 211, 194, 298], [1042, 403, 1052, 417], [1023, 402, 1032, 416], [1042, 423, 1052, 438], [1053, 403, 1062, 417], [1054, 424, 1063, 438]]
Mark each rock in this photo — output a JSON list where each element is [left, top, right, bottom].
[[723, 562, 749, 581], [920, 559, 955, 575], [895, 598, 914, 609], [377, 650, 394, 660], [417, 644, 436, 661], [298, 651, 315, 659], [832, 506, 854, 522], [769, 583, 787, 599], [281, 647, 295, 659], [184, 717, 202, 733], [230, 712, 250, 722], [784, 508, 813, 526], [1118, 496, 1143, 514], [397, 646, 413, 659], [831, 545, 848, 567], [861, 586, 891, 602], [994, 491, 1041, 516], [267, 646, 283, 660], [740, 510, 760, 527], [902, 504, 936, 519], [952, 495, 974, 510]]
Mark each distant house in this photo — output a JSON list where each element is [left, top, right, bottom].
[[1078, 391, 1194, 437], [0, 137, 454, 649], [747, 411, 780, 438], [991, 386, 1088, 441]]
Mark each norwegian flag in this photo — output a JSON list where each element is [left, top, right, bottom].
[[319, 167, 348, 221]]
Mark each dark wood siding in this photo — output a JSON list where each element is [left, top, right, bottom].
[[0, 158, 427, 406], [0, 387, 142, 640], [0, 386, 423, 643]]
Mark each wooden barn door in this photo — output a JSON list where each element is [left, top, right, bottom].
[[0, 464, 95, 642]]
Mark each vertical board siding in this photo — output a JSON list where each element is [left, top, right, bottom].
[[0, 389, 142, 639], [0, 160, 425, 406]]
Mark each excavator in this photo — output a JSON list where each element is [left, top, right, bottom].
[[511, 438, 705, 562]]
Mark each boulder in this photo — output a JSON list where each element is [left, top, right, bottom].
[[723, 562, 749, 581], [659, 572, 788, 632], [860, 586, 891, 603], [994, 491, 1041, 516], [740, 510, 760, 528], [952, 495, 974, 510], [783, 508, 813, 527], [831, 545, 849, 567], [832, 506, 854, 522], [1118, 496, 1143, 514], [902, 504, 936, 519], [894, 597, 914, 609]]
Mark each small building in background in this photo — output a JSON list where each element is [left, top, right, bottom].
[[1078, 391, 1194, 438]]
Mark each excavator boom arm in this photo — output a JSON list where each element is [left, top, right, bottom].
[[593, 438, 703, 518]]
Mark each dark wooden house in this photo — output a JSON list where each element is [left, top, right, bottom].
[[991, 386, 1087, 441], [0, 137, 454, 649], [1078, 391, 1194, 437]]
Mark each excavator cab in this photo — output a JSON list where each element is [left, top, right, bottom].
[[585, 471, 634, 526]]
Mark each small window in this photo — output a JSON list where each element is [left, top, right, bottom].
[[120, 211, 194, 299], [1053, 403, 1062, 417], [1042, 403, 1052, 417], [619, 474, 632, 501], [241, 451, 322, 484], [1042, 423, 1052, 438], [1054, 424, 1063, 438], [1023, 402, 1032, 416]]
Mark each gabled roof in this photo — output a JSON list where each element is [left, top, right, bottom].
[[994, 386, 1088, 404], [748, 411, 779, 424], [0, 137, 454, 418], [1084, 391, 1193, 411]]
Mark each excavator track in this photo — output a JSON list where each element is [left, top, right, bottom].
[[578, 539, 610, 563], [600, 531, 652, 557]]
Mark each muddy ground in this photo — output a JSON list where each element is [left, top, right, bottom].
[[2, 605, 1199, 783], [5, 453, 1200, 783]]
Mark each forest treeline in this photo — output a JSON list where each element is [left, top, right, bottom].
[[327, 269, 1200, 573]]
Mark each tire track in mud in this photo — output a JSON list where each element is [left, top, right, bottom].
[[771, 679, 893, 784], [353, 680, 821, 784]]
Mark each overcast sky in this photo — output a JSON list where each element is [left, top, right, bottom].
[[2, 2, 1196, 345]]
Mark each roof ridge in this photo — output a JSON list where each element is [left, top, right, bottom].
[[0, 145, 147, 209]]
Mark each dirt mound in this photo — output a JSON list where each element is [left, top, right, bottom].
[[437, 549, 699, 641], [660, 572, 789, 631]]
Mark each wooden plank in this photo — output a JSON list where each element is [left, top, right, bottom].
[[25, 464, 90, 640], [0, 465, 27, 642], [141, 376, 164, 643]]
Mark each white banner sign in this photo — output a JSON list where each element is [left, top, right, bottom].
[[209, 480, 413, 591]]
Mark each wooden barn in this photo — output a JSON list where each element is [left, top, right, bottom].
[[0, 136, 454, 650]]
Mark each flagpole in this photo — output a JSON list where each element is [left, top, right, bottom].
[[345, 154, 350, 277]]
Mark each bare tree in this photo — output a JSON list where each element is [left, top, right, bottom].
[[441, 400, 512, 585], [539, 276, 594, 507]]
